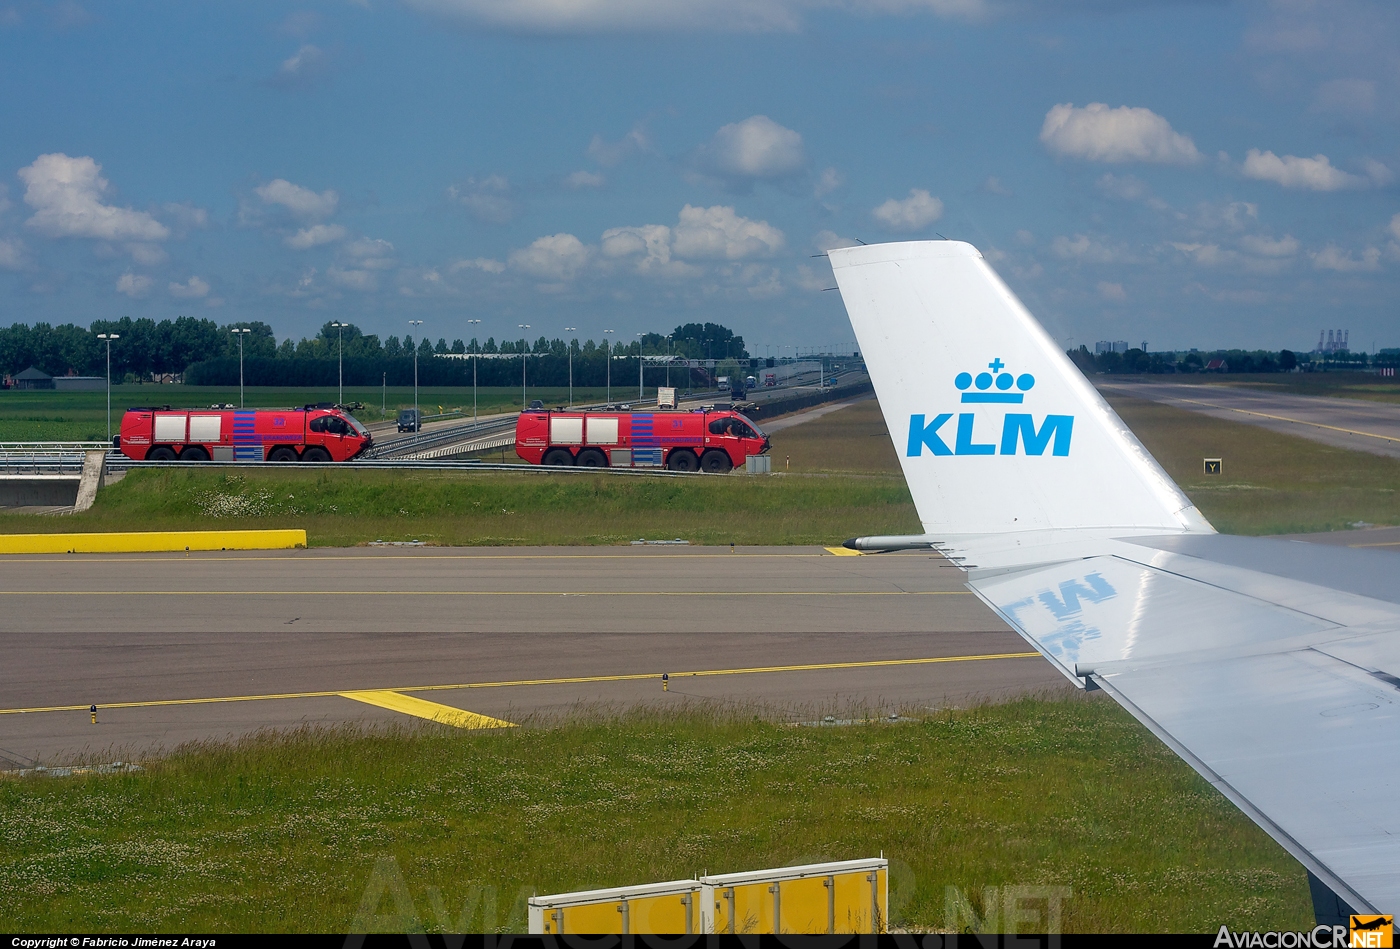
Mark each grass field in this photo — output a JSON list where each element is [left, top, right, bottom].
[[0, 386, 622, 441], [0, 698, 1311, 934]]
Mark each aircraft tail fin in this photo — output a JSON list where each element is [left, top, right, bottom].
[[828, 240, 1210, 537]]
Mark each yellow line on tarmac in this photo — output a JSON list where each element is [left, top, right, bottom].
[[1165, 395, 1399, 444], [824, 546, 862, 556], [0, 552, 832, 564], [339, 690, 514, 730], [0, 652, 1039, 716], [0, 589, 969, 597]]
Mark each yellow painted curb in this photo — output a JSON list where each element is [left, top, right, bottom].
[[824, 546, 862, 556], [0, 529, 307, 555]]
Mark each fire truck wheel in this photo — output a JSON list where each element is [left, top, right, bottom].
[[146, 446, 177, 461], [700, 450, 733, 473], [268, 447, 298, 462], [302, 447, 332, 463], [576, 448, 608, 468], [542, 448, 575, 466], [179, 446, 210, 462], [666, 449, 699, 472]]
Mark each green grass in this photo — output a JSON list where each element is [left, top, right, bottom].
[[0, 386, 623, 441], [0, 467, 922, 546], [0, 699, 1310, 933], [1107, 394, 1400, 534]]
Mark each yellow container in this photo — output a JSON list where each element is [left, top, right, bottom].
[[528, 879, 702, 934], [701, 858, 887, 934]]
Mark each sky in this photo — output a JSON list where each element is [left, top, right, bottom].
[[0, 0, 1397, 354]]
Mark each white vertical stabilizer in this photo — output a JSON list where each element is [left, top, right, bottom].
[[829, 241, 1211, 536]]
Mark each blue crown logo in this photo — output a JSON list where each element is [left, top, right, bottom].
[[954, 358, 1035, 404]]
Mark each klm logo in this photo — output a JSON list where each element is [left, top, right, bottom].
[[907, 357, 1073, 457]]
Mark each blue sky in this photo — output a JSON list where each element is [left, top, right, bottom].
[[1, 0, 1397, 354]]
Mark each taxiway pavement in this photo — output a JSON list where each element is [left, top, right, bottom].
[[1098, 381, 1400, 459], [0, 545, 1064, 765]]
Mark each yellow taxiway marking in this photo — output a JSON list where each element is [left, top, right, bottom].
[[824, 546, 862, 556], [339, 690, 514, 729], [0, 552, 836, 564], [0, 589, 969, 597], [1165, 395, 1399, 445], [0, 652, 1039, 716]]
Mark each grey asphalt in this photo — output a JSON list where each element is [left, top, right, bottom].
[[1098, 381, 1400, 459], [0, 545, 1065, 766]]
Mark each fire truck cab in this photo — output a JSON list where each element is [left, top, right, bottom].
[[515, 408, 768, 472], [117, 404, 372, 462]]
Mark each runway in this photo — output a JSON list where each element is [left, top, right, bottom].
[[1098, 381, 1400, 459], [0, 546, 1063, 766]]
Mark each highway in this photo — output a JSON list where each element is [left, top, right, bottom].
[[1099, 381, 1400, 459], [0, 545, 1062, 766]]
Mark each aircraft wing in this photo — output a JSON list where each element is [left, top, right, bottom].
[[828, 240, 1400, 920]]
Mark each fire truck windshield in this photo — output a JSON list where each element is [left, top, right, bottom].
[[344, 414, 370, 437]]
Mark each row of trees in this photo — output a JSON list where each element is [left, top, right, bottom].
[[0, 317, 749, 384], [1067, 347, 1400, 375]]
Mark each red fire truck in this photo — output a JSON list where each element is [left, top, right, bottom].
[[116, 404, 372, 462], [515, 408, 768, 472]]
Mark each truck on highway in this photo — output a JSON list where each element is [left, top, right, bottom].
[[763, 372, 777, 386], [515, 408, 768, 472], [115, 404, 373, 462]]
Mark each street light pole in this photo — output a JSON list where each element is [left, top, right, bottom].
[[603, 329, 614, 404], [331, 322, 347, 405], [518, 324, 531, 408], [563, 327, 576, 408], [409, 320, 423, 437], [467, 319, 482, 428], [636, 333, 644, 400], [96, 332, 119, 441], [231, 328, 250, 407]]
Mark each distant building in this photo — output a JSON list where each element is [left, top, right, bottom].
[[1094, 340, 1131, 355], [13, 366, 54, 390], [54, 376, 105, 391], [1205, 358, 1228, 372]]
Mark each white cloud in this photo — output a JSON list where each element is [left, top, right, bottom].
[[447, 175, 516, 223], [1240, 234, 1299, 258], [0, 238, 27, 270], [18, 153, 170, 241], [126, 242, 167, 265], [1389, 213, 1400, 242], [1241, 150, 1365, 191], [1096, 173, 1147, 200], [1040, 103, 1200, 165], [343, 237, 396, 269], [255, 178, 339, 221], [0, 184, 11, 216], [814, 229, 859, 252], [814, 167, 843, 198], [327, 267, 376, 291], [1053, 234, 1126, 263], [450, 257, 505, 274], [671, 204, 784, 259], [116, 272, 152, 297], [1169, 242, 1228, 267], [980, 175, 1011, 196], [509, 233, 592, 280], [565, 170, 606, 189], [601, 223, 677, 271], [1312, 245, 1381, 272], [169, 276, 210, 299], [271, 44, 331, 89], [587, 124, 650, 166], [285, 223, 347, 249], [695, 115, 805, 181], [1363, 159, 1394, 187], [162, 201, 210, 235], [1097, 281, 1126, 302], [871, 188, 943, 231]]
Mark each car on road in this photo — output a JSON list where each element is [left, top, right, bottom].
[[397, 408, 422, 432]]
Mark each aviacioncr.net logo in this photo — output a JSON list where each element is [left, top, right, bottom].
[[907, 357, 1073, 457]]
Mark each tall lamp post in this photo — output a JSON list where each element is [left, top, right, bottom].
[[96, 332, 119, 442], [636, 333, 645, 400], [563, 327, 576, 408], [230, 327, 250, 408], [409, 320, 423, 436], [517, 324, 531, 408], [603, 329, 614, 404], [466, 319, 482, 428], [331, 322, 347, 405]]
